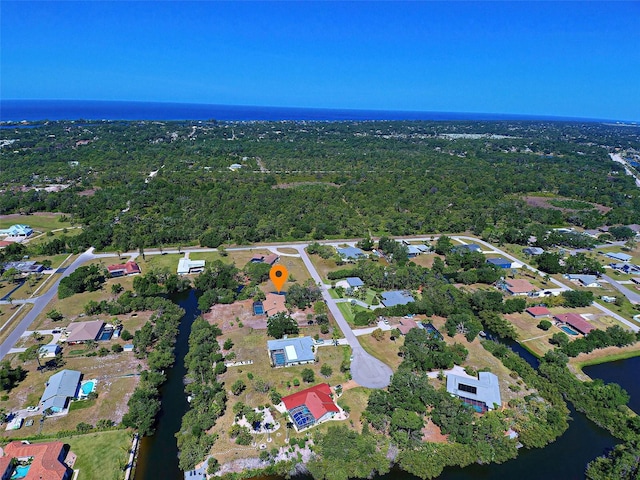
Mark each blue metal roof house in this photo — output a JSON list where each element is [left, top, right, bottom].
[[336, 246, 367, 261], [446, 372, 502, 412], [267, 337, 316, 367], [605, 252, 633, 263], [0, 224, 33, 237], [380, 290, 415, 307], [39, 369, 81, 413], [486, 257, 511, 269], [346, 277, 364, 288]]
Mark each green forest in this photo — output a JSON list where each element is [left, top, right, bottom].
[[1, 120, 640, 252]]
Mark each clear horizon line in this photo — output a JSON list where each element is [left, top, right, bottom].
[[2, 98, 638, 124]]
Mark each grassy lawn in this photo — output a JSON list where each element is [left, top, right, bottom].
[[359, 332, 404, 370], [65, 430, 133, 480], [410, 253, 442, 269], [132, 253, 182, 274], [335, 387, 371, 431], [0, 304, 33, 345], [336, 302, 354, 323], [307, 252, 344, 282], [0, 213, 74, 231], [26, 227, 83, 247]]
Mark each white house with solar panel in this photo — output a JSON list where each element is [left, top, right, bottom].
[[446, 372, 502, 413], [267, 337, 315, 367]]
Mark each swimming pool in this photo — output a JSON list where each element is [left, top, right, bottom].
[[98, 329, 113, 341], [80, 380, 96, 396], [560, 325, 579, 336], [11, 465, 30, 479]]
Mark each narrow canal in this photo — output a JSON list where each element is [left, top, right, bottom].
[[134, 289, 200, 480], [133, 291, 638, 480]]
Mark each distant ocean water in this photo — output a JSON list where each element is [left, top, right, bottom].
[[0, 99, 608, 123]]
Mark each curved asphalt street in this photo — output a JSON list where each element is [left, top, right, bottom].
[[294, 246, 393, 388]]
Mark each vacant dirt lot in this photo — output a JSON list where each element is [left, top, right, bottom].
[[523, 195, 611, 214]]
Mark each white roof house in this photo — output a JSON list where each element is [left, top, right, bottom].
[[177, 258, 206, 275], [267, 337, 315, 367], [446, 372, 502, 412]]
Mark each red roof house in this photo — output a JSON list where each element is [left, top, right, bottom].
[[554, 313, 595, 335], [282, 383, 340, 431], [526, 306, 551, 318], [2, 441, 71, 480], [107, 261, 141, 277]]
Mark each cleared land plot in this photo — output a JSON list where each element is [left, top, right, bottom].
[[410, 253, 442, 269], [0, 212, 74, 231], [134, 253, 182, 274], [64, 430, 132, 480], [307, 253, 344, 282], [359, 332, 404, 370]]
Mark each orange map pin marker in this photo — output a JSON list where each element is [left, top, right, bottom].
[[270, 265, 288, 293]]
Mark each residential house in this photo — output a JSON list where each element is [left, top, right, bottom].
[[39, 369, 81, 413], [523, 247, 544, 256], [282, 383, 340, 431], [39, 344, 61, 358], [397, 318, 419, 335], [486, 257, 511, 269], [229, 163, 243, 171], [250, 253, 279, 265], [610, 263, 640, 275], [503, 279, 539, 296], [446, 372, 502, 412], [565, 274, 600, 288], [64, 320, 104, 344], [605, 252, 633, 263], [177, 258, 205, 275], [454, 243, 482, 253], [583, 229, 601, 238], [263, 292, 288, 317], [405, 244, 429, 258], [0, 456, 12, 480], [2, 441, 72, 480], [0, 224, 33, 237], [554, 313, 595, 334], [336, 246, 367, 261], [380, 290, 415, 307], [526, 306, 551, 318], [267, 337, 315, 367], [107, 261, 141, 277], [335, 277, 365, 292], [2, 261, 45, 274]]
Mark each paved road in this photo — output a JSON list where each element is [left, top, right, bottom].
[[294, 245, 392, 389], [602, 274, 640, 305], [0, 248, 116, 360]]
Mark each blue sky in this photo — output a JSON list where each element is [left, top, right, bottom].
[[2, 1, 639, 120]]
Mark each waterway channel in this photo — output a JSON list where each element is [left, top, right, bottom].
[[133, 290, 638, 480], [134, 289, 200, 480]]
